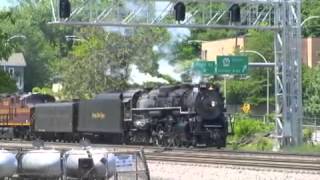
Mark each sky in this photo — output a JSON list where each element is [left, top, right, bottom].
[[0, 0, 18, 8], [0, 0, 190, 85], [129, 1, 190, 84]]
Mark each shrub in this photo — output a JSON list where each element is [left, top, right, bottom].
[[233, 116, 274, 139], [256, 137, 273, 151], [303, 128, 313, 143], [228, 114, 275, 151]]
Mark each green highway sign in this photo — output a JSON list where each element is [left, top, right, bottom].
[[192, 56, 248, 75], [216, 56, 248, 74], [192, 60, 216, 75]]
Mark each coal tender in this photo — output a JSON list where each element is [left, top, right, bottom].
[[32, 83, 228, 148]]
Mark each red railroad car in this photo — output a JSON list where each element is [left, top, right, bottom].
[[0, 94, 55, 139]]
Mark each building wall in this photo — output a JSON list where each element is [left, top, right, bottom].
[[202, 37, 320, 67], [310, 38, 320, 67], [302, 38, 309, 66], [201, 37, 245, 61], [301, 37, 320, 67]]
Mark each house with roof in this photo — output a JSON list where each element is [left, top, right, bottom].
[[0, 53, 26, 92]]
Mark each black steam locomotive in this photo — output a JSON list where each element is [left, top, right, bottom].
[[32, 83, 228, 147]]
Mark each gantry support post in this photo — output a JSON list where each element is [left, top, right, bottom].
[[274, 0, 302, 146]]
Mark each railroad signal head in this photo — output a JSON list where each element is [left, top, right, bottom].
[[230, 4, 241, 23], [174, 2, 186, 22], [59, 0, 71, 19]]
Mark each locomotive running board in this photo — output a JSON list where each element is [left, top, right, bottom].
[[203, 125, 223, 128], [132, 107, 194, 115]]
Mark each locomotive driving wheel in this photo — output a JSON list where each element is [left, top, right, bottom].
[[130, 131, 150, 145], [212, 128, 226, 148]]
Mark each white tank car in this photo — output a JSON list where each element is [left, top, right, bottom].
[[0, 150, 17, 178], [20, 149, 62, 177], [64, 149, 116, 178]]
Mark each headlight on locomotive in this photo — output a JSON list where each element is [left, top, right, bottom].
[[195, 89, 224, 120], [133, 119, 149, 129]]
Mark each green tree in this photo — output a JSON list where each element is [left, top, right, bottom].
[[0, 70, 17, 93], [231, 29, 275, 105], [302, 0, 320, 37], [245, 29, 274, 63], [1, 1, 74, 91], [55, 27, 170, 99], [0, 11, 16, 60], [0, 11, 17, 94], [1, 1, 171, 97], [302, 65, 320, 117], [226, 79, 266, 105]]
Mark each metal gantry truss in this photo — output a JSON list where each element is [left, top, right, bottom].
[[49, 0, 303, 146], [49, 0, 282, 30]]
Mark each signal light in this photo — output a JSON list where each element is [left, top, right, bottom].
[[230, 4, 241, 23], [174, 2, 186, 22], [59, 0, 71, 19]]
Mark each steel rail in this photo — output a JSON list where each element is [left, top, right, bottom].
[[146, 154, 320, 171], [1, 140, 320, 171], [1, 140, 320, 157]]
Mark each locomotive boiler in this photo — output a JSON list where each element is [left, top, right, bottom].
[[127, 83, 228, 147]]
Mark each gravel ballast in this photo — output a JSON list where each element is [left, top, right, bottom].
[[148, 161, 320, 180]]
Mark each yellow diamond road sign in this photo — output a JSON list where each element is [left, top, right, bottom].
[[242, 103, 251, 113]]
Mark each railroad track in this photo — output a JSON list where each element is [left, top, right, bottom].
[[145, 152, 320, 171], [1, 140, 320, 171]]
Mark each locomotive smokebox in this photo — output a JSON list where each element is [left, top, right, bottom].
[[195, 87, 224, 121]]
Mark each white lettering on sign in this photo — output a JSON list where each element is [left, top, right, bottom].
[[115, 155, 136, 172]]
